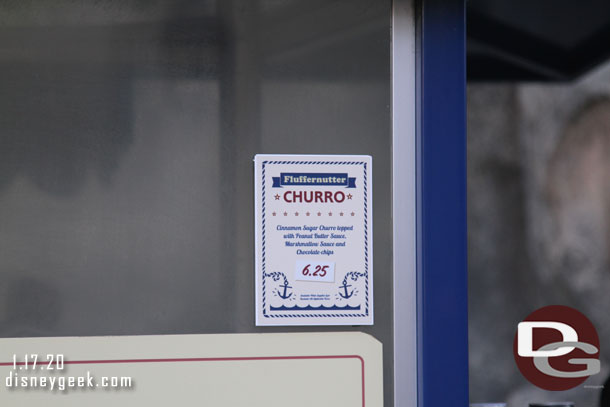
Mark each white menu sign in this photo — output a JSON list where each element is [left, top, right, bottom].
[[0, 332, 383, 407], [254, 154, 373, 326]]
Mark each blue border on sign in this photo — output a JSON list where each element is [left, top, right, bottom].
[[261, 160, 369, 319]]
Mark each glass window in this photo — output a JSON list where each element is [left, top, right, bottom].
[[0, 0, 393, 404]]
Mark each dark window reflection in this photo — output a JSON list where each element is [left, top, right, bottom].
[[0, 0, 391, 402]]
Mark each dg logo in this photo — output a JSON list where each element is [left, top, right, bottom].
[[513, 305, 600, 391]]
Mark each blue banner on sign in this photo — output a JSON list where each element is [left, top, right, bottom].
[[272, 173, 356, 188]]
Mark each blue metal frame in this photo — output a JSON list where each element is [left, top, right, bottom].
[[417, 0, 468, 406]]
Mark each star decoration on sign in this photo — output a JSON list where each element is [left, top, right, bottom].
[[347, 193, 353, 200], [274, 194, 280, 200]]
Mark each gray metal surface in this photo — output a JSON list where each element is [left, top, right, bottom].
[[392, 0, 418, 406]]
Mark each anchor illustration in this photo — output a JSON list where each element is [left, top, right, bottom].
[[277, 281, 293, 299], [337, 271, 366, 300], [338, 282, 354, 299], [265, 272, 293, 300]]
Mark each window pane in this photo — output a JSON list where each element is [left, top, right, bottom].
[[0, 0, 392, 404]]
